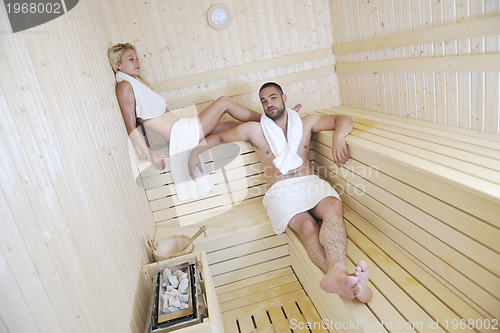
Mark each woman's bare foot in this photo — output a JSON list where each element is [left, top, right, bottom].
[[354, 260, 372, 303], [320, 269, 359, 299]]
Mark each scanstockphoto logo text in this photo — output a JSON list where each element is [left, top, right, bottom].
[[3, 0, 80, 33], [290, 318, 499, 331]]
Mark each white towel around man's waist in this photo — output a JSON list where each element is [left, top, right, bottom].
[[169, 117, 213, 201], [263, 175, 341, 235], [260, 108, 303, 175]]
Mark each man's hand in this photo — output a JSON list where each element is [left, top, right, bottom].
[[188, 148, 204, 180], [332, 136, 349, 167], [292, 104, 302, 112], [149, 151, 168, 170]]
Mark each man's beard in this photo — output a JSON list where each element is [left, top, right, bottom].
[[265, 106, 286, 121]]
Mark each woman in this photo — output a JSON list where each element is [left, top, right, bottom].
[[107, 43, 261, 171]]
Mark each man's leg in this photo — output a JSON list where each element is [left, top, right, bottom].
[[288, 212, 328, 273], [287, 209, 359, 300], [311, 197, 372, 303]]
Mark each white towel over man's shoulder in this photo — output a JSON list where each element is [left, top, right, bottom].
[[260, 108, 341, 235], [260, 108, 303, 175]]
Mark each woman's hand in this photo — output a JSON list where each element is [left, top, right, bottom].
[[149, 151, 167, 170], [188, 148, 204, 180]]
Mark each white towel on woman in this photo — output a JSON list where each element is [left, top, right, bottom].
[[115, 71, 166, 119], [169, 117, 213, 201], [260, 108, 303, 174]]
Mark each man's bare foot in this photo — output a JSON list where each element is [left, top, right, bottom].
[[354, 260, 372, 303], [320, 269, 358, 299]]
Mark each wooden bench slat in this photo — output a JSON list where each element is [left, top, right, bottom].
[[207, 234, 287, 266], [209, 244, 289, 277], [282, 301, 310, 333], [327, 107, 500, 149], [343, 200, 492, 322], [145, 162, 264, 201], [311, 150, 500, 254], [154, 197, 271, 240], [343, 188, 500, 318], [212, 256, 292, 288], [312, 152, 500, 282], [141, 151, 262, 191], [216, 266, 294, 296], [352, 119, 500, 162], [253, 312, 274, 332], [314, 159, 500, 318], [349, 128, 500, 183], [220, 281, 303, 312], [218, 273, 298, 305], [287, 231, 388, 333], [316, 132, 500, 225], [148, 172, 266, 212], [314, 109, 500, 161], [222, 311, 241, 333], [199, 219, 275, 254], [267, 307, 292, 332], [295, 297, 330, 333], [221, 290, 309, 331], [343, 259, 418, 333], [152, 184, 267, 224], [137, 141, 257, 177], [346, 226, 467, 333]]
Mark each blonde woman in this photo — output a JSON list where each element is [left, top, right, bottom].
[[108, 43, 261, 171]]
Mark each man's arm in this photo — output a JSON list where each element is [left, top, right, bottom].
[[188, 122, 256, 180], [307, 114, 353, 167]]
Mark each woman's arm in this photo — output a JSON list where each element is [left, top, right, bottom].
[[116, 81, 166, 170]]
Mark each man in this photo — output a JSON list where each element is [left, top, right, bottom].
[[188, 82, 372, 303]]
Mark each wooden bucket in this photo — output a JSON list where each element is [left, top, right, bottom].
[[149, 235, 194, 262]]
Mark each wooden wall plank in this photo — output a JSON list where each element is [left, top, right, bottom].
[[333, 16, 500, 54], [330, 0, 500, 134], [1, 0, 155, 332], [101, 0, 340, 115], [335, 54, 500, 73], [151, 48, 332, 92]]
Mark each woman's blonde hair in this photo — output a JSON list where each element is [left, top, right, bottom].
[[107, 43, 136, 74], [107, 42, 150, 86]]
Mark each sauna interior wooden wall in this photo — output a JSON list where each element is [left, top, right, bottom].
[[0, 0, 498, 332], [331, 0, 500, 134]]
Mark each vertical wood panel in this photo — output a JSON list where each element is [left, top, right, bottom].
[[98, 0, 340, 113], [1, 1, 340, 331], [331, 0, 500, 134], [1, 0, 154, 332], [485, 1, 500, 134]]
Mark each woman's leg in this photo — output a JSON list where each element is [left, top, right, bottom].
[[198, 96, 261, 138]]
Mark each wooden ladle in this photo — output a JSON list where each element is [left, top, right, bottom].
[[178, 226, 207, 253]]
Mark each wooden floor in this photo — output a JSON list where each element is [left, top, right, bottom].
[[216, 267, 328, 333]]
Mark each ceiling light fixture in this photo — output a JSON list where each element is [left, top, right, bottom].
[[207, 4, 231, 30]]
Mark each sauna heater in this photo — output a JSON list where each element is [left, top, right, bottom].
[[146, 257, 208, 332]]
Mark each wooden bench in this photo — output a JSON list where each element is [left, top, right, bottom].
[[296, 107, 500, 333], [138, 106, 500, 333]]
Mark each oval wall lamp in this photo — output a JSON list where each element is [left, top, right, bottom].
[[207, 4, 231, 30]]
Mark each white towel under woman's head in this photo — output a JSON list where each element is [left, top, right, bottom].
[[260, 108, 303, 175]]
